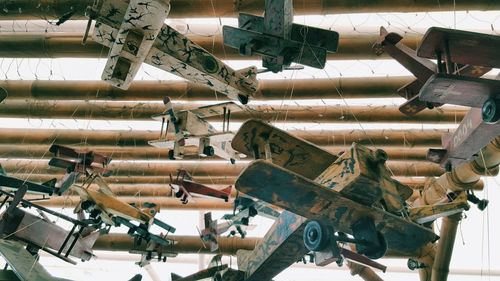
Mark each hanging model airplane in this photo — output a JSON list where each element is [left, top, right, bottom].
[[48, 146, 176, 248], [148, 96, 246, 163], [373, 26, 491, 116], [231, 120, 469, 273], [171, 255, 244, 281], [0, 186, 101, 265], [130, 233, 178, 267], [169, 169, 232, 204], [80, 0, 258, 104], [223, 0, 339, 73]]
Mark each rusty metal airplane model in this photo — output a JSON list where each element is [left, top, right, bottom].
[[169, 169, 232, 204], [149, 96, 246, 163], [223, 0, 339, 73], [78, 0, 258, 104], [229, 119, 469, 280]]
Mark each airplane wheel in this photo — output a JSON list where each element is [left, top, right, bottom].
[[352, 217, 387, 259], [303, 220, 331, 252], [168, 150, 175, 160], [238, 94, 249, 105], [482, 98, 500, 124], [81, 200, 94, 211], [203, 146, 215, 157], [175, 191, 183, 198], [230, 158, 236, 164]]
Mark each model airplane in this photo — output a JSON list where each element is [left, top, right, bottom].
[[232, 119, 469, 260], [171, 255, 244, 281], [0, 164, 56, 195], [223, 0, 339, 73], [169, 169, 232, 204], [415, 27, 500, 124], [148, 96, 246, 163], [48, 144, 112, 195], [130, 234, 178, 267], [49, 147, 176, 247], [81, 0, 258, 104], [0, 239, 73, 281], [0, 186, 100, 265], [373, 26, 491, 116]]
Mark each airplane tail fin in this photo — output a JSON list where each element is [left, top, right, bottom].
[[0, 164, 6, 176], [221, 186, 232, 201], [373, 26, 403, 55], [42, 178, 57, 189], [128, 274, 142, 281], [170, 273, 183, 281]]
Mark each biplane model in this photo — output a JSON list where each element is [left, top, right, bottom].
[[148, 97, 246, 163], [171, 255, 244, 281], [0, 186, 100, 265], [130, 234, 178, 267], [48, 144, 112, 195], [228, 119, 469, 280], [79, 0, 258, 104], [223, 0, 339, 73], [48, 146, 176, 248], [0, 239, 73, 281], [169, 169, 232, 204], [200, 196, 280, 251], [0, 164, 56, 195], [373, 26, 491, 116], [374, 27, 500, 168]]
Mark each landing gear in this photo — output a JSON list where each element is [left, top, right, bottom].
[[238, 94, 249, 105], [167, 150, 175, 160], [230, 158, 236, 164], [303, 221, 331, 252], [482, 98, 500, 124], [352, 217, 387, 259], [203, 146, 215, 157]]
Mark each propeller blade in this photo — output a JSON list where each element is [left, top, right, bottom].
[[82, 18, 93, 45], [6, 184, 27, 215]]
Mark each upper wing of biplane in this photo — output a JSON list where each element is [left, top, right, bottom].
[[231, 119, 338, 180], [0, 173, 56, 195], [0, 239, 74, 281], [187, 102, 244, 119]]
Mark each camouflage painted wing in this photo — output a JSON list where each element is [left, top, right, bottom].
[[231, 119, 338, 180], [236, 160, 439, 255]]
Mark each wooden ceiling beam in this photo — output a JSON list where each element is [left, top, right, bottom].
[[0, 77, 413, 101], [0, 128, 448, 147], [0, 0, 497, 20], [2, 159, 445, 177], [0, 100, 466, 123]]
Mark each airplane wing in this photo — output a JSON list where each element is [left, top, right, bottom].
[[0, 239, 74, 281], [236, 160, 439, 255], [0, 175, 55, 195], [97, 0, 170, 89], [187, 102, 243, 119], [417, 27, 500, 68], [419, 73, 500, 108], [93, 22, 258, 104], [170, 265, 228, 281], [231, 119, 338, 180], [92, 175, 115, 197], [148, 138, 198, 148]]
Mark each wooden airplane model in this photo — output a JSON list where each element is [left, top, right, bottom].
[[0, 239, 73, 281], [373, 26, 491, 116], [223, 0, 339, 73], [148, 96, 246, 163], [81, 0, 258, 104], [169, 169, 232, 204], [48, 146, 176, 248], [229, 119, 470, 280], [48, 144, 112, 195], [416, 27, 500, 124], [0, 186, 100, 265]]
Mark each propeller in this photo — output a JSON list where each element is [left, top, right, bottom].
[[163, 96, 185, 147]]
